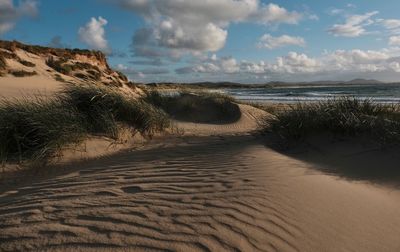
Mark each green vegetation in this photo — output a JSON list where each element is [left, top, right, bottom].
[[46, 56, 104, 81], [61, 85, 170, 138], [54, 74, 65, 82], [263, 98, 400, 145], [0, 97, 86, 163], [46, 57, 72, 75], [0, 56, 6, 71], [143, 90, 241, 123], [9, 70, 37, 77], [18, 59, 35, 67], [0, 85, 170, 164], [87, 69, 101, 81]]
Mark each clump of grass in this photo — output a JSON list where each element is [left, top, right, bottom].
[[9, 70, 37, 77], [60, 85, 170, 137], [74, 72, 88, 80], [87, 69, 101, 81], [46, 57, 72, 75], [0, 98, 86, 163], [263, 97, 400, 145], [18, 59, 35, 67], [0, 55, 6, 70], [143, 90, 241, 123], [54, 74, 65, 82], [0, 85, 170, 164]]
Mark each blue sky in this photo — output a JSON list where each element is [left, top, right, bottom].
[[2, 0, 400, 83]]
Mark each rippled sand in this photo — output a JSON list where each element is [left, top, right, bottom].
[[1, 105, 400, 251]]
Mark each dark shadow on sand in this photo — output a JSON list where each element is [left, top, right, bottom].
[[264, 134, 400, 188]]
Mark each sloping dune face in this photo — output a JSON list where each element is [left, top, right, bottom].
[[0, 40, 142, 100], [1, 106, 400, 251]]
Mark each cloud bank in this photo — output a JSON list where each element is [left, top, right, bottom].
[[0, 0, 38, 35]]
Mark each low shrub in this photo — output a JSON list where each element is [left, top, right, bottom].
[[0, 56, 6, 70], [46, 57, 72, 75], [143, 90, 241, 123], [18, 59, 35, 67], [263, 98, 400, 145], [54, 74, 65, 82], [10, 70, 37, 77]]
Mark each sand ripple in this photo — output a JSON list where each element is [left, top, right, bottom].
[[0, 136, 302, 252]]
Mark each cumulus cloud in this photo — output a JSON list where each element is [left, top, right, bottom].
[[176, 52, 320, 76], [377, 19, 400, 34], [0, 0, 38, 35], [258, 34, 306, 49], [328, 11, 378, 37], [115, 63, 169, 81], [78, 16, 110, 53], [378, 19, 400, 30], [175, 47, 400, 81], [116, 0, 303, 57], [250, 3, 302, 25], [176, 56, 240, 74], [389, 36, 400, 46]]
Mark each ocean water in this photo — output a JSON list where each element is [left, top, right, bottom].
[[222, 84, 400, 103]]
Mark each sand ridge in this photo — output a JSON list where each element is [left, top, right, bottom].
[[1, 105, 400, 251]]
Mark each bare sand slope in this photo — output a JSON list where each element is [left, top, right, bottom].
[[0, 76, 62, 99], [1, 106, 400, 251], [175, 104, 266, 136]]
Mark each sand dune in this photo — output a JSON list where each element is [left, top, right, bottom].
[[1, 106, 400, 251], [0, 76, 62, 99]]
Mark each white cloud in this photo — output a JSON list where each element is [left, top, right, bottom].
[[389, 36, 400, 46], [380, 19, 400, 30], [118, 0, 303, 56], [328, 11, 378, 37], [0, 0, 38, 35], [250, 3, 302, 25], [78, 16, 110, 53], [329, 8, 344, 16], [258, 34, 305, 49], [309, 14, 319, 21], [176, 47, 400, 80], [377, 19, 400, 34]]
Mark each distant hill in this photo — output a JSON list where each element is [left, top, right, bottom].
[[145, 78, 389, 89], [345, 79, 384, 85]]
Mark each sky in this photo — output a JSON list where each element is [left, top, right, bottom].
[[2, 0, 400, 83]]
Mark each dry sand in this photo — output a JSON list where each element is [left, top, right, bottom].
[[1, 101, 400, 251], [0, 75, 62, 99]]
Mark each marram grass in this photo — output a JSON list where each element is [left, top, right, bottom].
[[0, 85, 170, 164], [263, 97, 400, 145]]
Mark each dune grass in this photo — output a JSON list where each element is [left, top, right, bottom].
[[0, 97, 86, 163], [61, 85, 170, 137], [0, 85, 170, 164], [143, 90, 241, 123], [9, 70, 37, 77], [263, 98, 400, 145]]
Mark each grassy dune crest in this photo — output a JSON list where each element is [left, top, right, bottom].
[[264, 98, 400, 145], [0, 85, 170, 164], [143, 90, 241, 123]]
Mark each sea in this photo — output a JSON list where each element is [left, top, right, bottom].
[[221, 84, 400, 103]]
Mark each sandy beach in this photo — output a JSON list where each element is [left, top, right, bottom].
[[1, 39, 400, 252], [1, 103, 400, 251]]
